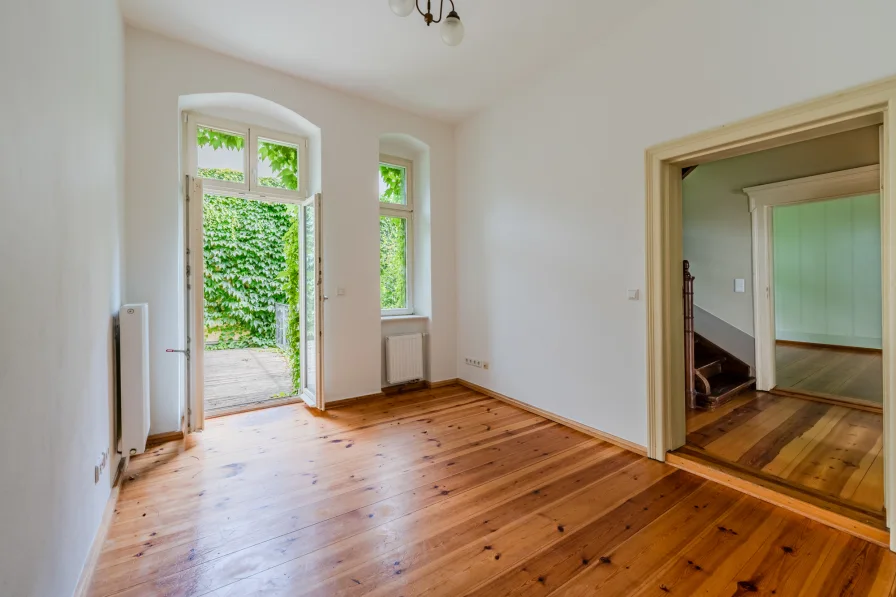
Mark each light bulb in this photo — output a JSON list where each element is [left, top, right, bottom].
[[389, 0, 415, 17], [441, 11, 464, 46]]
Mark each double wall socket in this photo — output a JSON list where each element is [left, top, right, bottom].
[[94, 449, 109, 484], [464, 357, 489, 370]]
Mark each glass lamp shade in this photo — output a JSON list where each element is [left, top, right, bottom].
[[389, 0, 416, 17], [441, 12, 464, 46]]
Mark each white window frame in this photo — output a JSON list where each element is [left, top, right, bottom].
[[186, 113, 309, 200], [379, 154, 414, 316]]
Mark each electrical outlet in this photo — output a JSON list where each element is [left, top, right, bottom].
[[94, 450, 110, 484], [464, 357, 484, 368], [483, 362, 490, 370]]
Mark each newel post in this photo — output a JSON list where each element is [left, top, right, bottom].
[[683, 260, 696, 409]]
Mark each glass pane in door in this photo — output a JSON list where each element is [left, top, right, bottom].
[[303, 202, 316, 396]]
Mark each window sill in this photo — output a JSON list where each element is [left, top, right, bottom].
[[381, 314, 429, 322]]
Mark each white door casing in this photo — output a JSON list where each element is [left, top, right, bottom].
[[743, 164, 881, 391]]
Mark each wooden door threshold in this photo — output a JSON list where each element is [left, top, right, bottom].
[[667, 446, 889, 547], [770, 387, 882, 413]]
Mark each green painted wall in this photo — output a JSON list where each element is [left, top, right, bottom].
[[773, 193, 882, 349]]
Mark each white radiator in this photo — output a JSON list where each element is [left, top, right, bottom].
[[120, 303, 151, 457], [386, 333, 424, 385]]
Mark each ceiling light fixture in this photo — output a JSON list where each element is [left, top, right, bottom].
[[389, 0, 465, 46]]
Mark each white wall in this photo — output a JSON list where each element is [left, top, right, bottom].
[[455, 0, 896, 447], [683, 127, 879, 336], [125, 28, 457, 433], [0, 1, 124, 595], [774, 194, 882, 349]]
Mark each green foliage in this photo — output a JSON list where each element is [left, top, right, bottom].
[[197, 126, 244, 151], [259, 140, 299, 191], [281, 209, 301, 391], [197, 127, 299, 190], [379, 164, 408, 310], [199, 166, 244, 184], [379, 164, 405, 205], [196, 130, 303, 390], [201, 182, 292, 350]]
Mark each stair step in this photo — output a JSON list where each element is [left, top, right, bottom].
[[696, 374, 755, 410], [696, 358, 724, 377]]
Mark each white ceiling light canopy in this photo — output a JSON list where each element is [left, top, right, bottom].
[[390, 0, 464, 46]]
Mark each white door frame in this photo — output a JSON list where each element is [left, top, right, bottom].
[[186, 182, 323, 429], [299, 193, 325, 410], [744, 164, 882, 391], [183, 111, 321, 429], [186, 176, 205, 430], [645, 74, 896, 550]]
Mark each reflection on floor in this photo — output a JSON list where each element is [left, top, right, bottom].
[[89, 386, 896, 596], [204, 348, 297, 417], [776, 341, 882, 404], [686, 391, 884, 518]]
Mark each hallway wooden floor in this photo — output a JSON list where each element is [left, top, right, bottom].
[[687, 391, 885, 520], [776, 342, 882, 405], [89, 386, 896, 596]]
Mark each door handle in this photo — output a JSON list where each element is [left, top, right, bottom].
[[166, 348, 191, 358]]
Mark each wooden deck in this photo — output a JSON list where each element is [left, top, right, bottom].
[[88, 386, 896, 596], [203, 348, 296, 417]]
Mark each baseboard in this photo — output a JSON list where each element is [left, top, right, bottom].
[[776, 339, 883, 353], [72, 480, 120, 597], [328, 380, 462, 409], [770, 387, 883, 413], [666, 449, 889, 547], [382, 381, 428, 394], [456, 379, 647, 456], [146, 430, 184, 446]]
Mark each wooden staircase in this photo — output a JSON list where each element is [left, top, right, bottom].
[[684, 261, 756, 410]]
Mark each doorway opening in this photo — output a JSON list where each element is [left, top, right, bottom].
[[647, 102, 893, 548], [184, 112, 324, 429], [201, 190, 299, 418], [760, 182, 884, 410]]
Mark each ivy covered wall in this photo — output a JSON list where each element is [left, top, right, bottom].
[[200, 169, 293, 350]]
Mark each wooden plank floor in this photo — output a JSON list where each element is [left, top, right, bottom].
[[89, 386, 896, 596], [203, 348, 296, 417], [687, 391, 885, 515], [776, 342, 882, 404]]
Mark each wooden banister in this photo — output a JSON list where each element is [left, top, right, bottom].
[[683, 260, 696, 409]]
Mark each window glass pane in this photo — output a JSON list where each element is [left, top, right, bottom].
[[304, 203, 316, 394], [258, 138, 299, 191], [197, 126, 246, 183], [379, 163, 407, 205], [380, 216, 408, 310]]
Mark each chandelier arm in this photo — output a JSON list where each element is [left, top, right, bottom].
[[409, 0, 458, 27], [430, 0, 452, 24]]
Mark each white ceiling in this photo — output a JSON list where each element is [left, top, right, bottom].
[[120, 0, 655, 122]]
